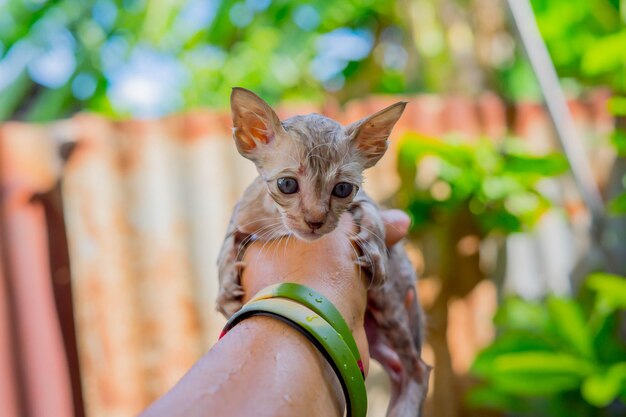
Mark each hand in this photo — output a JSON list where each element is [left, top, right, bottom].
[[239, 209, 410, 375], [381, 209, 411, 247], [138, 209, 411, 417]]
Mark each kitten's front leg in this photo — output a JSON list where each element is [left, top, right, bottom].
[[349, 193, 387, 287], [216, 219, 248, 318], [217, 184, 285, 317]]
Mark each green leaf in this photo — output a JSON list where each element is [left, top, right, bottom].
[[609, 192, 626, 215], [591, 311, 626, 366], [493, 297, 551, 332], [466, 385, 530, 413], [493, 351, 595, 376], [608, 96, 626, 116], [502, 59, 542, 101], [398, 133, 474, 166], [581, 363, 626, 407], [472, 331, 557, 377], [24, 84, 73, 122], [581, 30, 626, 76], [503, 153, 569, 177], [587, 273, 626, 312], [0, 71, 31, 121], [612, 129, 626, 157], [493, 374, 582, 397], [481, 176, 523, 200], [479, 352, 596, 396], [476, 209, 525, 233], [547, 297, 595, 360]]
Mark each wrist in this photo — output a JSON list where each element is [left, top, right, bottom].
[[241, 270, 371, 375], [240, 216, 370, 373], [219, 316, 346, 417]]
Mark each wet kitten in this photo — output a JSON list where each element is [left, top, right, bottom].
[[217, 87, 430, 416]]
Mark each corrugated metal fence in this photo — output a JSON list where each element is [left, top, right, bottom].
[[0, 92, 613, 417]]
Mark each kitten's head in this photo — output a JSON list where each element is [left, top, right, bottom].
[[231, 87, 406, 241]]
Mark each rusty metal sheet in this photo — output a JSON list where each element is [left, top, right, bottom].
[[0, 217, 21, 417], [0, 123, 74, 417], [62, 115, 148, 417], [63, 113, 258, 416]]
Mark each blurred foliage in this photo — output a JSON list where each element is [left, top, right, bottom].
[[524, 0, 626, 96], [0, 0, 512, 120], [529, 0, 626, 222], [395, 133, 570, 417], [2, 0, 623, 121], [0, 0, 412, 120], [608, 96, 626, 215], [498, 0, 626, 100], [468, 273, 626, 416], [609, 192, 626, 215], [396, 132, 568, 235]]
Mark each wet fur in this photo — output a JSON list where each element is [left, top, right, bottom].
[[217, 88, 430, 416]]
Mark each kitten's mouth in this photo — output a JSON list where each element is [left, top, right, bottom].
[[283, 219, 328, 241], [293, 229, 324, 241], [297, 231, 324, 241]]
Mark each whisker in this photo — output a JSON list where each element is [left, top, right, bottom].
[[354, 223, 386, 247], [236, 220, 282, 244], [232, 216, 283, 231], [349, 232, 376, 281], [253, 230, 277, 263], [346, 232, 368, 278], [282, 234, 292, 261], [345, 234, 364, 278], [304, 142, 335, 162], [235, 222, 285, 260], [257, 226, 286, 264], [268, 228, 285, 262]]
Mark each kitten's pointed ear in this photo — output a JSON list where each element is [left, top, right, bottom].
[[346, 101, 407, 168], [231, 87, 285, 160]]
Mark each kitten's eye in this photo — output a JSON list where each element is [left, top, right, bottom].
[[277, 177, 299, 194], [332, 182, 354, 198]]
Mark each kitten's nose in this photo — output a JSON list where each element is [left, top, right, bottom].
[[305, 220, 324, 230]]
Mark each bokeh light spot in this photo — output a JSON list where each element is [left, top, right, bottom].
[[246, 0, 270, 12], [230, 2, 253, 28], [72, 72, 97, 100], [27, 41, 76, 88], [92, 0, 118, 32], [294, 5, 320, 31]]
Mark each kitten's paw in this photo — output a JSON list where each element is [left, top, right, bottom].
[[350, 201, 387, 286], [216, 281, 245, 318], [216, 259, 246, 318], [353, 243, 386, 286], [234, 260, 246, 272], [356, 255, 370, 268]]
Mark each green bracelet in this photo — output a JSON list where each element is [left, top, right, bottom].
[[249, 283, 363, 375], [220, 286, 367, 417]]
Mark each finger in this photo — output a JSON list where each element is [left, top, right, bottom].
[[381, 209, 410, 246]]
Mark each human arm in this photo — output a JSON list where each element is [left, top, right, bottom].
[[139, 210, 410, 417]]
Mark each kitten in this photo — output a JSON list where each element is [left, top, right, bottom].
[[217, 87, 430, 416]]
